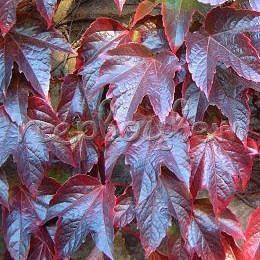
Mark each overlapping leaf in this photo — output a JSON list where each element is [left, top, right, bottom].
[[243, 206, 260, 260], [190, 125, 253, 215], [28, 96, 74, 166], [47, 175, 115, 259], [2, 178, 60, 260], [186, 7, 260, 97], [0, 0, 59, 34], [106, 112, 191, 202], [0, 106, 20, 166], [0, 16, 72, 98], [77, 17, 129, 115], [13, 124, 49, 194], [114, 0, 126, 13], [95, 43, 181, 130]]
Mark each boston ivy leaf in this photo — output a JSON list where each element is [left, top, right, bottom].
[[95, 43, 181, 130], [0, 16, 73, 98], [186, 7, 260, 97], [47, 175, 115, 259], [114, 0, 126, 13], [0, 169, 9, 208], [243, 206, 260, 260], [58, 74, 90, 123], [3, 178, 59, 260], [161, 0, 206, 52], [28, 96, 74, 166], [132, 0, 160, 26], [132, 15, 170, 52], [136, 178, 171, 256], [28, 227, 55, 260], [0, 106, 20, 166], [190, 125, 253, 215], [186, 199, 225, 260], [249, 0, 260, 11], [218, 208, 245, 240], [209, 67, 252, 141], [106, 111, 191, 202], [114, 189, 136, 228], [77, 17, 129, 115], [0, 0, 59, 34], [2, 187, 39, 260], [13, 123, 49, 194], [182, 77, 209, 124], [35, 0, 58, 27], [197, 0, 228, 4], [0, 0, 17, 35], [70, 132, 98, 174], [4, 73, 29, 126]]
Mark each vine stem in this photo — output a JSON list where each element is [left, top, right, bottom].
[[98, 149, 106, 185]]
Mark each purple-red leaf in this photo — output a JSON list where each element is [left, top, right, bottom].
[[28, 96, 75, 166], [48, 175, 115, 259], [190, 125, 253, 215], [58, 74, 90, 123], [3, 178, 60, 260], [243, 206, 260, 260], [77, 17, 129, 115], [96, 43, 181, 130], [106, 112, 191, 202], [161, 0, 206, 52], [4, 73, 29, 126], [186, 199, 225, 260], [114, 0, 126, 13], [2, 187, 39, 260], [35, 0, 58, 27], [0, 17, 73, 98], [186, 7, 260, 97], [0, 106, 20, 166], [0, 169, 9, 208], [13, 124, 49, 194], [249, 0, 260, 11], [197, 0, 228, 5], [0, 0, 17, 35]]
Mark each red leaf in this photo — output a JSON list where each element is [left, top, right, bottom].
[[190, 125, 253, 215], [186, 199, 225, 260], [71, 133, 98, 174], [2, 187, 39, 260], [0, 0, 17, 35], [28, 96, 75, 166], [0, 0, 59, 34], [243, 206, 260, 260], [0, 17, 73, 98], [0, 169, 9, 208], [209, 67, 252, 141], [13, 124, 49, 194], [0, 106, 20, 166], [114, 0, 126, 13], [218, 208, 245, 240], [161, 0, 206, 52], [249, 0, 260, 11], [114, 189, 135, 228], [132, 0, 160, 26], [96, 43, 181, 130], [3, 178, 60, 259], [47, 175, 115, 258], [186, 7, 260, 97], [77, 17, 129, 115], [35, 0, 58, 27], [136, 171, 192, 255], [105, 112, 191, 201], [58, 74, 90, 123], [197, 0, 228, 4], [4, 73, 29, 126]]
